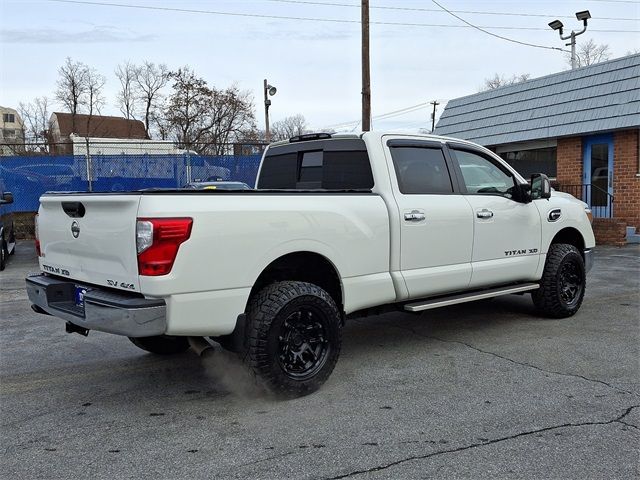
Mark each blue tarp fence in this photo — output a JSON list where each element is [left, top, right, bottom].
[[0, 153, 263, 212]]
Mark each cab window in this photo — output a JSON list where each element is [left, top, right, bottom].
[[452, 149, 517, 199], [258, 146, 373, 190], [389, 146, 453, 194]]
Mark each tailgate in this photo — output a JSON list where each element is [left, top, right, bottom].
[[38, 194, 142, 292]]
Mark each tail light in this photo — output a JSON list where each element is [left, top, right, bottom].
[[34, 214, 41, 257], [136, 218, 193, 276]]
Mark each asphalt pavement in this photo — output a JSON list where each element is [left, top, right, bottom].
[[1, 241, 638, 479]]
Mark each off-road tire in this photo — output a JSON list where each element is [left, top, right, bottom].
[[244, 281, 342, 398], [128, 335, 190, 355], [532, 243, 586, 318]]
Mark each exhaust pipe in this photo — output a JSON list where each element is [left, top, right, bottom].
[[65, 322, 89, 337], [188, 337, 214, 357]]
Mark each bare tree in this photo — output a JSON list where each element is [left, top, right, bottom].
[[164, 67, 215, 148], [115, 61, 138, 119], [134, 62, 170, 137], [84, 68, 105, 117], [164, 68, 257, 154], [55, 57, 106, 137], [18, 96, 50, 147], [55, 57, 89, 132], [568, 39, 611, 68], [205, 85, 257, 154], [480, 73, 531, 91], [83, 67, 106, 137], [270, 114, 308, 141], [149, 98, 170, 140]]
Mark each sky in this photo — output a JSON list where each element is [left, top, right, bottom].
[[1, 0, 639, 133]]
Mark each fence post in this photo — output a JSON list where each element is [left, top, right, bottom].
[[186, 150, 192, 184], [84, 137, 93, 192]]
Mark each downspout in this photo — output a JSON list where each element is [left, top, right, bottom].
[[637, 128, 640, 177]]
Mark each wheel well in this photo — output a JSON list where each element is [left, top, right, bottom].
[[249, 252, 343, 311], [550, 228, 585, 255]]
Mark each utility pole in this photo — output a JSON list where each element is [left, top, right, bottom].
[[430, 100, 440, 132], [361, 0, 371, 131]]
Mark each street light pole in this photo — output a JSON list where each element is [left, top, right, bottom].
[[569, 32, 577, 69], [548, 10, 591, 70], [264, 79, 271, 143]]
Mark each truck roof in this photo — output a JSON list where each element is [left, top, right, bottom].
[[268, 131, 477, 148]]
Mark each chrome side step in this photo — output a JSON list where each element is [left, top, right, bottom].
[[404, 283, 539, 312]]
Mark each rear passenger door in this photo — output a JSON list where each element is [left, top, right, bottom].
[[447, 144, 542, 288], [386, 140, 473, 299]]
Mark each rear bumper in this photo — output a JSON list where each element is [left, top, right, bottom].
[[26, 274, 166, 337], [584, 248, 594, 274]]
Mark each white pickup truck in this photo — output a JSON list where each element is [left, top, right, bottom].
[[27, 132, 595, 397]]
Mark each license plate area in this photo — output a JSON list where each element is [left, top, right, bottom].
[[45, 281, 87, 318], [74, 286, 88, 308]]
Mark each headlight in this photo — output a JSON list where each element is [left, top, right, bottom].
[[585, 207, 593, 224]]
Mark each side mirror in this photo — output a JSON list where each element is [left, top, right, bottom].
[[1, 191, 13, 204], [530, 174, 551, 200]]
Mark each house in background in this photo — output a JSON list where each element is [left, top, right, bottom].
[[0, 106, 26, 156], [48, 112, 148, 154], [435, 54, 640, 245]]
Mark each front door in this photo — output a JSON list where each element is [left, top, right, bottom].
[[447, 145, 542, 289], [583, 135, 614, 218]]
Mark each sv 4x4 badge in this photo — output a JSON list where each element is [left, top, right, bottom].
[[106, 279, 135, 290]]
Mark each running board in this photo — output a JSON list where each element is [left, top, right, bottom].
[[404, 283, 539, 312]]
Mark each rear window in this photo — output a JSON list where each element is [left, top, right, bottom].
[[258, 141, 374, 190]]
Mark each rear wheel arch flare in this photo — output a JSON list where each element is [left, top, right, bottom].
[[248, 251, 344, 312]]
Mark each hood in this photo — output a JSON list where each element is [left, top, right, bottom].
[[551, 189, 588, 209]]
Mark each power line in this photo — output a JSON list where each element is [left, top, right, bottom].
[[431, 0, 568, 52], [263, 0, 639, 22], [44, 1, 639, 33], [323, 103, 429, 130], [586, 0, 640, 4]]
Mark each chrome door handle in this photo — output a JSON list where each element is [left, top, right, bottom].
[[404, 210, 426, 222], [476, 209, 494, 219]]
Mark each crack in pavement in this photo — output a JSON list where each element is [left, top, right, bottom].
[[392, 324, 638, 397], [326, 405, 640, 479], [616, 420, 639, 431], [235, 450, 296, 468]]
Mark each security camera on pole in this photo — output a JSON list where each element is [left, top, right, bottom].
[[264, 79, 277, 143], [548, 10, 591, 69]]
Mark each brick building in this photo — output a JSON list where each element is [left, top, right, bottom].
[[435, 54, 640, 245]]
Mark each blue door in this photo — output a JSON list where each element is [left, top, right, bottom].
[[583, 134, 614, 218]]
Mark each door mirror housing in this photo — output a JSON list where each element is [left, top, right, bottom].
[[530, 174, 551, 200], [1, 191, 13, 204]]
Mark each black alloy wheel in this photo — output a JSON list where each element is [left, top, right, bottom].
[[558, 259, 584, 308], [278, 307, 331, 380]]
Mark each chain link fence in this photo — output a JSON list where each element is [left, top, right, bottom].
[[0, 141, 266, 212]]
